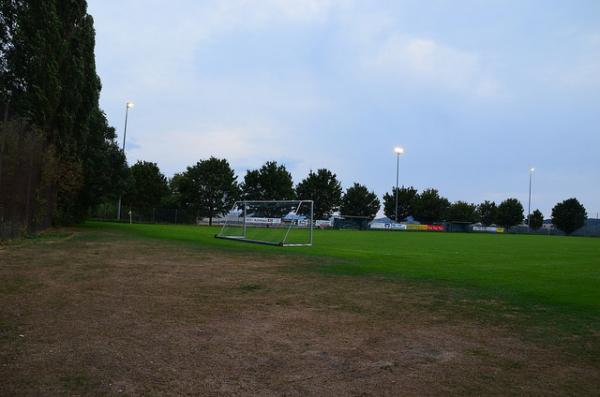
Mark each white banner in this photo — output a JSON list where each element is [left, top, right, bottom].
[[370, 222, 407, 230], [315, 220, 333, 227], [472, 226, 502, 233], [246, 217, 282, 225]]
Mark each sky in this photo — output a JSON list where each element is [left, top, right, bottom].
[[88, 0, 600, 218]]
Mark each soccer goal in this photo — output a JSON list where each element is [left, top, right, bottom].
[[216, 200, 314, 246]]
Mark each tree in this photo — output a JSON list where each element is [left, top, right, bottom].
[[529, 209, 544, 230], [296, 168, 342, 220], [495, 198, 524, 229], [446, 201, 479, 223], [162, 173, 186, 208], [477, 201, 497, 226], [124, 161, 169, 208], [552, 198, 587, 235], [1, 0, 130, 225], [412, 188, 449, 224], [179, 157, 239, 226], [0, 0, 18, 115], [80, 127, 129, 208], [340, 183, 380, 220], [382, 185, 417, 221], [242, 161, 295, 200]]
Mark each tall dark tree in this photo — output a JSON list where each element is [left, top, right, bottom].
[[1, 0, 129, 225], [81, 123, 128, 209], [477, 200, 497, 226], [446, 201, 480, 223], [340, 183, 380, 220], [412, 188, 450, 224], [529, 209, 544, 230], [124, 161, 169, 209], [552, 198, 587, 235], [382, 185, 417, 221], [495, 198, 524, 229], [296, 168, 342, 220], [242, 161, 295, 200], [179, 157, 239, 226], [0, 0, 18, 116]]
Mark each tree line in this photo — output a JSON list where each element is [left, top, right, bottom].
[[120, 159, 589, 234], [1, 1, 127, 237]]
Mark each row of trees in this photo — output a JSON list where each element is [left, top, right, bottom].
[[382, 187, 587, 234], [381, 187, 529, 228], [119, 159, 588, 234], [1, 0, 128, 236], [122, 159, 346, 225]]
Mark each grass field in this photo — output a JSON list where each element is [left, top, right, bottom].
[[1, 221, 599, 395], [97, 221, 600, 312]]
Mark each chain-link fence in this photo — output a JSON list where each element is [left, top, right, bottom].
[[0, 121, 54, 239], [91, 204, 214, 225], [508, 219, 600, 237]]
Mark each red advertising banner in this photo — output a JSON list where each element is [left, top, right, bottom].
[[427, 225, 445, 232]]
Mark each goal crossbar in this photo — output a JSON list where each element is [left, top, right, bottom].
[[215, 200, 314, 247]]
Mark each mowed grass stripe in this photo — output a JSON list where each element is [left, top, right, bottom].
[[83, 222, 600, 313]]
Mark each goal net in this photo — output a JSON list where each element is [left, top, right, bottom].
[[216, 200, 314, 246]]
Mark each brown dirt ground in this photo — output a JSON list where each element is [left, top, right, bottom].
[[0, 229, 598, 396]]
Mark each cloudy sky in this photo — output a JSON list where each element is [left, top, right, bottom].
[[88, 0, 600, 217]]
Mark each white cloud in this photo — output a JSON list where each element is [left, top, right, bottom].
[[363, 35, 502, 98], [91, 0, 341, 90], [125, 120, 347, 183], [556, 33, 600, 88], [224, 0, 339, 23], [126, 122, 290, 175], [586, 32, 600, 46], [90, 0, 338, 177]]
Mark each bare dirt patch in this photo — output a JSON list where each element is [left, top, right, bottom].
[[1, 229, 598, 396]]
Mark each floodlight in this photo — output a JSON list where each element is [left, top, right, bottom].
[[394, 146, 405, 155]]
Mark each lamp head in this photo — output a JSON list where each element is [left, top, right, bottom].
[[394, 146, 405, 155], [126, 101, 134, 108], [530, 167, 535, 173]]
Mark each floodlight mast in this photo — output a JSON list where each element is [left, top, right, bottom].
[[394, 146, 405, 222], [122, 101, 134, 150], [117, 101, 134, 221], [527, 167, 535, 231]]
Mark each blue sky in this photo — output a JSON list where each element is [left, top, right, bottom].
[[88, 0, 600, 218]]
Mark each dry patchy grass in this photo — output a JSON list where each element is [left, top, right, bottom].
[[0, 229, 598, 396]]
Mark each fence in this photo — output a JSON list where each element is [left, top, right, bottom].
[[91, 205, 205, 225], [0, 121, 54, 239], [508, 220, 600, 237], [367, 219, 599, 237]]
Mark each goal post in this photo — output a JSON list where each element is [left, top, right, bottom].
[[215, 200, 314, 246]]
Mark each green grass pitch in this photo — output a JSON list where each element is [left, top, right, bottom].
[[85, 221, 600, 316]]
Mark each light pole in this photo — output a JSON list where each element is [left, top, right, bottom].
[[117, 101, 134, 221], [394, 146, 405, 223], [122, 101, 134, 149], [527, 167, 534, 231]]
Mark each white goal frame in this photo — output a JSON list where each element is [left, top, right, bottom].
[[215, 200, 314, 247]]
